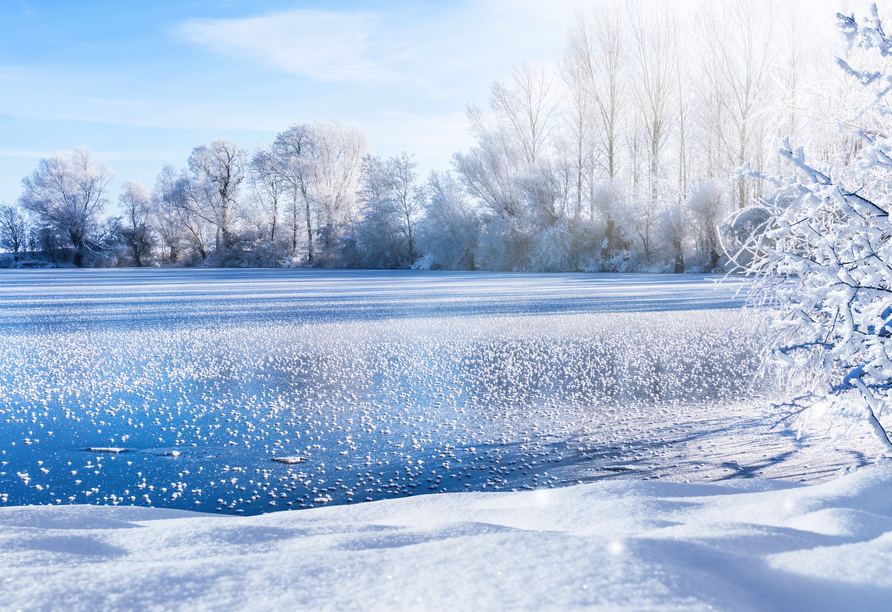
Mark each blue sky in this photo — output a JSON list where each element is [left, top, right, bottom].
[[0, 0, 581, 210]]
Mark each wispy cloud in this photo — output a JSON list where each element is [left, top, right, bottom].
[[175, 10, 391, 83], [0, 149, 53, 158]]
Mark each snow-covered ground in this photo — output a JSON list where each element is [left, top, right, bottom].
[[1, 269, 890, 610], [2, 470, 891, 611]]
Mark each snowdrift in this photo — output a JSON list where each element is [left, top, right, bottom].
[[2, 470, 891, 611]]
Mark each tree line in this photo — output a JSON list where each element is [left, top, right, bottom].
[[0, 1, 855, 272]]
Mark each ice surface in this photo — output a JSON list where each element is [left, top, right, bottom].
[[0, 469, 890, 611], [0, 270, 884, 518]]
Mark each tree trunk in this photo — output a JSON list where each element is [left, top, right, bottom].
[[673, 238, 685, 273], [70, 231, 85, 268], [306, 198, 314, 265], [601, 219, 615, 259], [707, 247, 719, 272]]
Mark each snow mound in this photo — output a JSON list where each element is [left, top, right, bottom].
[[271, 456, 307, 465], [2, 470, 891, 611], [84, 447, 129, 454]]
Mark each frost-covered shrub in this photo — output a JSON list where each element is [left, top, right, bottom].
[[420, 171, 480, 270], [657, 200, 689, 273], [531, 220, 576, 272], [741, 6, 892, 458], [688, 181, 727, 272], [476, 217, 534, 271]]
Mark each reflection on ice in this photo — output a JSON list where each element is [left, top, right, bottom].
[[0, 270, 875, 515]]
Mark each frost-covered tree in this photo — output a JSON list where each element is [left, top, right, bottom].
[[454, 108, 527, 221], [356, 154, 402, 268], [118, 180, 155, 266], [591, 180, 627, 259], [273, 124, 316, 262], [421, 171, 480, 270], [0, 203, 28, 261], [488, 61, 557, 165], [249, 144, 287, 245], [152, 164, 211, 264], [631, 2, 677, 209], [659, 198, 688, 273], [696, 0, 776, 209], [385, 152, 424, 265], [740, 5, 892, 457], [356, 152, 424, 268], [309, 119, 368, 262], [18, 146, 114, 267], [187, 139, 247, 252], [688, 180, 726, 271], [564, 4, 626, 183]]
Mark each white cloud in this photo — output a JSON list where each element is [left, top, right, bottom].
[[171, 2, 583, 91], [176, 10, 392, 83]]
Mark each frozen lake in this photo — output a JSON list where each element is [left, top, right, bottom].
[[0, 270, 879, 515]]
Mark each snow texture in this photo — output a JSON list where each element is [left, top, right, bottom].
[[1, 269, 890, 609], [1, 469, 891, 611]]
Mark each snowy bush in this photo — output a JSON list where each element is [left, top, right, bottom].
[[420, 171, 481, 270], [530, 220, 576, 272], [740, 5, 892, 458], [688, 181, 727, 272]]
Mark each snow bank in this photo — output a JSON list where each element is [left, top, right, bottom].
[[2, 470, 891, 611]]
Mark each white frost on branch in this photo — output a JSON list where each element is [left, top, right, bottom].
[[738, 4, 892, 458]]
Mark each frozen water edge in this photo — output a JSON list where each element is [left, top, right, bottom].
[[0, 269, 884, 517]]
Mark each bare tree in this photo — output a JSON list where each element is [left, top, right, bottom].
[[18, 146, 113, 267], [488, 61, 558, 164], [696, 0, 775, 209]]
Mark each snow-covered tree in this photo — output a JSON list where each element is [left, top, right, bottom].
[[152, 164, 210, 264], [118, 180, 155, 266], [187, 139, 247, 252], [688, 180, 726, 271], [18, 146, 114, 267], [421, 171, 480, 270], [740, 5, 892, 457], [309, 119, 368, 263], [249, 144, 287, 245], [0, 203, 28, 261], [273, 124, 316, 262], [356, 152, 425, 268]]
